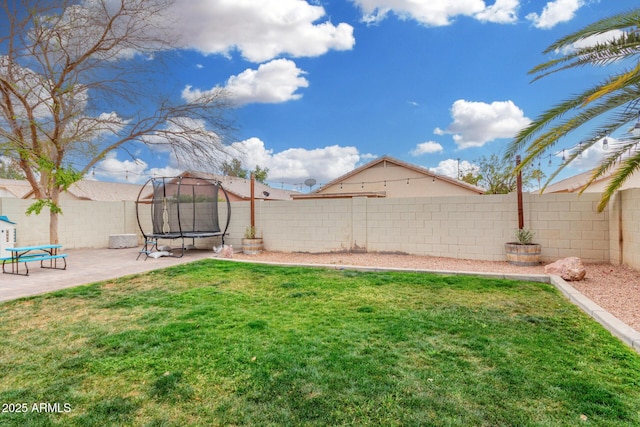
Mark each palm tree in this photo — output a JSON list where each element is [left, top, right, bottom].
[[507, 8, 640, 212], [530, 168, 545, 191]]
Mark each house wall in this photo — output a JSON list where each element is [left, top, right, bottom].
[[0, 189, 17, 198], [556, 173, 640, 194], [3, 190, 640, 269], [317, 161, 480, 197]]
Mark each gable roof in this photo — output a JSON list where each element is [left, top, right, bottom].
[[66, 180, 144, 201], [0, 178, 143, 201], [0, 178, 32, 198], [539, 167, 640, 194], [314, 155, 485, 195], [182, 171, 299, 200]]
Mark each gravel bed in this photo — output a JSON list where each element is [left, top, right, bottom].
[[233, 251, 640, 332]]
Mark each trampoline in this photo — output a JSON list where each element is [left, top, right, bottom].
[[136, 176, 231, 259]]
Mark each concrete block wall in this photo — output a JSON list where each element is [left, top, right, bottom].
[[365, 195, 517, 260], [0, 198, 141, 248], [252, 192, 609, 263], [216, 202, 248, 249], [527, 193, 610, 263], [0, 190, 632, 266], [59, 200, 138, 248], [620, 188, 640, 269], [608, 193, 623, 266], [255, 199, 354, 253]]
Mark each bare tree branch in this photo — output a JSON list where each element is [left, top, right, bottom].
[[0, 0, 235, 242]]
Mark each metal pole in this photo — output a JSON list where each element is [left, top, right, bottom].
[[250, 173, 255, 230], [516, 155, 524, 229]]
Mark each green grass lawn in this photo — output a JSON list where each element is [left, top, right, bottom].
[[1, 260, 639, 426]]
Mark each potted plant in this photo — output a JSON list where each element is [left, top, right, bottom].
[[505, 228, 541, 266], [242, 226, 263, 255]]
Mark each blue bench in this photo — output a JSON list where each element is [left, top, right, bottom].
[[1, 245, 67, 276]]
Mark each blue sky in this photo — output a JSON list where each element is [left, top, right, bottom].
[[86, 0, 637, 190]]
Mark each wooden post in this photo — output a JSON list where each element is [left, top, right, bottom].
[[516, 155, 524, 229], [250, 173, 255, 230]]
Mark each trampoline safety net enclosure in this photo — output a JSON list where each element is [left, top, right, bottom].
[[136, 176, 231, 259]]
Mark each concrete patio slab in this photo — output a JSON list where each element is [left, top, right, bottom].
[[0, 247, 216, 302]]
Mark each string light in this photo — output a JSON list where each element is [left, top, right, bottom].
[[543, 137, 613, 166], [72, 135, 623, 191], [298, 174, 450, 190]]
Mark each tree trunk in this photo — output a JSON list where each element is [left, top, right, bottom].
[[49, 210, 59, 244], [49, 187, 60, 244]]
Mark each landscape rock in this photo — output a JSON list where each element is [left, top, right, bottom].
[[544, 257, 586, 281]]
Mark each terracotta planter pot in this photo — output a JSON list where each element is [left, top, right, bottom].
[[242, 238, 263, 255], [505, 242, 541, 266]]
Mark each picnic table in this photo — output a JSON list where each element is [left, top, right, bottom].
[[1, 244, 67, 276]]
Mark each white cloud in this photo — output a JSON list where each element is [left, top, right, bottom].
[[474, 0, 519, 24], [229, 137, 367, 184], [410, 141, 444, 156], [353, 0, 486, 26], [183, 59, 309, 106], [94, 117, 226, 182], [0, 56, 88, 122], [52, 0, 353, 64], [147, 165, 185, 178], [429, 158, 478, 179], [94, 152, 182, 183], [352, 0, 519, 26], [526, 0, 583, 29], [559, 137, 611, 171], [89, 111, 130, 136], [169, 0, 355, 62], [435, 99, 531, 149], [557, 30, 625, 55]]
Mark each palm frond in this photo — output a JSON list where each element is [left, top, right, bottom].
[[582, 63, 640, 106], [582, 140, 638, 192], [510, 8, 640, 210], [598, 150, 640, 212], [508, 72, 640, 163], [531, 31, 640, 81], [506, 86, 602, 158], [544, 8, 640, 53]]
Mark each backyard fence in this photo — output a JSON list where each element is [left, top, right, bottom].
[[1, 188, 639, 269]]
